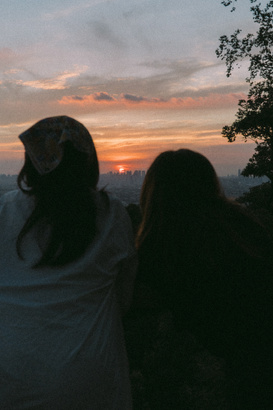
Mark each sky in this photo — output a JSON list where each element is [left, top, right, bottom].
[[0, 0, 264, 175]]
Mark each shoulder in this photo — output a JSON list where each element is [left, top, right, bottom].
[[0, 189, 21, 204], [0, 189, 34, 220], [0, 189, 27, 209]]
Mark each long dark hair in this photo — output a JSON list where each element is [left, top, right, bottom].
[[136, 149, 273, 406], [17, 141, 101, 267], [137, 149, 271, 283]]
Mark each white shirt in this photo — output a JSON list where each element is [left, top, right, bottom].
[[0, 189, 137, 409]]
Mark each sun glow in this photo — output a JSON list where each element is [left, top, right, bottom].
[[118, 166, 125, 174]]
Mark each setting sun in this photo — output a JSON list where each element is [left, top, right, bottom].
[[118, 166, 125, 174]]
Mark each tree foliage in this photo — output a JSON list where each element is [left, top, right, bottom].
[[237, 181, 272, 209], [216, 0, 273, 203], [217, 1, 273, 82], [236, 182, 273, 224], [221, 81, 273, 143], [241, 141, 273, 179]]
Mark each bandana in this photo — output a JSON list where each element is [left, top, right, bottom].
[[19, 116, 96, 175]]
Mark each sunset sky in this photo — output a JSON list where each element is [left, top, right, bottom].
[[0, 0, 263, 175]]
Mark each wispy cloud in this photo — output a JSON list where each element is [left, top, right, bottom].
[[0, 121, 32, 130], [76, 59, 234, 99], [13, 67, 87, 90]]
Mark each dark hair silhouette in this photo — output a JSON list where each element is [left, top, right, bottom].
[[137, 149, 269, 261], [17, 141, 102, 267], [137, 149, 222, 248], [136, 149, 272, 350]]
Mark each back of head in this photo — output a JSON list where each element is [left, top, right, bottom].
[[18, 142, 99, 199], [17, 116, 101, 267], [138, 149, 222, 246], [141, 149, 221, 205], [18, 115, 99, 191], [137, 148, 272, 278]]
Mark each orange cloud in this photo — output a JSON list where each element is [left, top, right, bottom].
[[58, 92, 246, 110]]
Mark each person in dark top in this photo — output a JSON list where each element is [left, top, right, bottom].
[[132, 148, 273, 409]]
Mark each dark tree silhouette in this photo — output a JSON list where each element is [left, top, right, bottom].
[[236, 182, 273, 226], [216, 0, 273, 205], [237, 182, 272, 209]]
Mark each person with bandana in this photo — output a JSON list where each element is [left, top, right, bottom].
[[0, 116, 137, 409]]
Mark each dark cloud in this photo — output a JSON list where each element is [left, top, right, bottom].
[[93, 92, 115, 101], [71, 95, 84, 101], [89, 20, 126, 50], [122, 94, 146, 102]]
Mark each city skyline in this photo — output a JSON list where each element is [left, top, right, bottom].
[[0, 1, 264, 176]]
